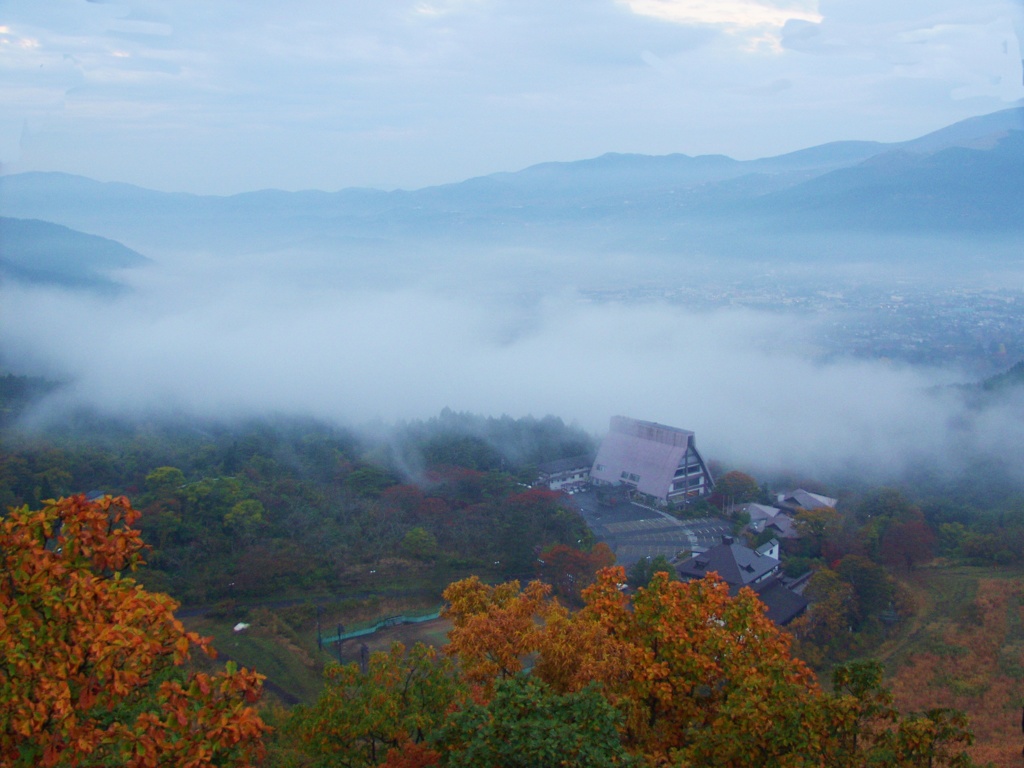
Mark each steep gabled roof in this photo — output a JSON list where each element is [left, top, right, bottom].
[[590, 416, 693, 499]]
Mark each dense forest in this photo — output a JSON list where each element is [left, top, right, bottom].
[[3, 372, 1024, 765]]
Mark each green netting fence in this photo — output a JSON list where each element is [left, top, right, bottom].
[[321, 607, 443, 645]]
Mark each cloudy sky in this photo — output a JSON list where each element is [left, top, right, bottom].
[[1, 0, 1022, 194]]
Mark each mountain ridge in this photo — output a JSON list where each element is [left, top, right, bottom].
[[1, 106, 1021, 262]]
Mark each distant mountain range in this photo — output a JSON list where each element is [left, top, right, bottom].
[[1, 107, 1022, 285]]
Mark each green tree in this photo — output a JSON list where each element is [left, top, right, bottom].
[[837, 555, 894, 623], [880, 709, 976, 768], [434, 675, 638, 767], [713, 471, 760, 506], [794, 506, 840, 557], [822, 659, 900, 764], [184, 476, 245, 525], [144, 465, 186, 499], [284, 643, 466, 768], [626, 554, 676, 589], [937, 522, 969, 558], [401, 527, 439, 560], [344, 467, 398, 499], [223, 499, 266, 543], [791, 567, 858, 664], [856, 488, 918, 524]]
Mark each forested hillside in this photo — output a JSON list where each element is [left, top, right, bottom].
[[4, 374, 1024, 765], [0, 391, 597, 605], [1, 495, 985, 767]]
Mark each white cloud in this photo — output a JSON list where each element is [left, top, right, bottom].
[[3, 259, 1017, 483], [620, 0, 821, 51], [0, 0, 1020, 191], [621, 0, 819, 27]]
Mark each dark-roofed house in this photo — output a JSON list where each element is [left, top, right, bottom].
[[590, 416, 713, 505], [536, 454, 593, 491], [676, 536, 808, 625], [677, 535, 780, 587], [750, 576, 810, 626], [766, 514, 800, 540]]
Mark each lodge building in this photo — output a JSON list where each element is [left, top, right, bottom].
[[589, 416, 714, 506]]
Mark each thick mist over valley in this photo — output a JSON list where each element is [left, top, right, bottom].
[[4, 110, 1024, 485], [3, 234, 1023, 485]]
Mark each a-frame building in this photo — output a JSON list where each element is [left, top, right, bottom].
[[590, 416, 714, 505]]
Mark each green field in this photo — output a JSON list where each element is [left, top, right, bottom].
[[186, 599, 454, 706]]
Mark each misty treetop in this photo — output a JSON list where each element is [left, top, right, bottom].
[[0, 406, 599, 604]]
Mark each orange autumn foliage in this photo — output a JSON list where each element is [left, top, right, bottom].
[[445, 567, 825, 766], [0, 495, 268, 768], [286, 567, 977, 768], [889, 577, 1024, 768]]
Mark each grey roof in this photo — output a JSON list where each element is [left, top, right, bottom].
[[536, 454, 594, 475], [767, 515, 800, 539], [741, 503, 782, 523], [590, 416, 695, 500], [777, 489, 837, 510], [676, 538, 780, 587], [755, 538, 780, 557], [677, 539, 807, 625]]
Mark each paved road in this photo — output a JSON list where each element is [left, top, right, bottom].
[[569, 489, 731, 567]]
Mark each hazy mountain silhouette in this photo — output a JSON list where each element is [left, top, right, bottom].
[[0, 217, 150, 289], [1, 107, 1021, 266]]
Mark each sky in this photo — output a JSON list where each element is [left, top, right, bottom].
[[3, 1, 1024, 484], [1, 0, 1023, 194]]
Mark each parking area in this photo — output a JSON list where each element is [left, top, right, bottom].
[[570, 489, 731, 567]]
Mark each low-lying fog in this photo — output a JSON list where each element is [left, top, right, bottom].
[[2, 245, 1023, 483]]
